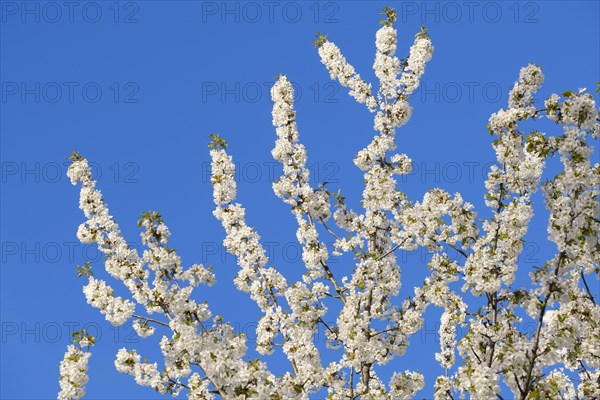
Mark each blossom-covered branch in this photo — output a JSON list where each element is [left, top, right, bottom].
[[60, 6, 599, 400]]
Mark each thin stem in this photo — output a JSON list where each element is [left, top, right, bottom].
[[168, 378, 189, 390], [320, 260, 347, 304], [521, 301, 547, 398], [444, 240, 468, 258], [132, 314, 169, 328], [375, 244, 400, 261], [580, 270, 596, 305], [521, 253, 564, 399]]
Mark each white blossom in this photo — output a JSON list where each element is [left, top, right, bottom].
[[398, 28, 433, 96], [83, 277, 135, 326], [58, 345, 91, 400]]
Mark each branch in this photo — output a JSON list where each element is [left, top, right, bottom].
[[443, 240, 469, 259], [375, 244, 400, 261], [580, 270, 597, 305], [521, 253, 564, 398], [132, 314, 169, 328]]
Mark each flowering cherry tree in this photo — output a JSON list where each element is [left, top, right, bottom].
[[58, 6, 600, 400]]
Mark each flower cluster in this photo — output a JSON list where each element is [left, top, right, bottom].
[[83, 277, 135, 326], [114, 348, 162, 388], [398, 27, 433, 96], [58, 345, 91, 400], [211, 139, 327, 392], [317, 41, 378, 111], [63, 150, 283, 399]]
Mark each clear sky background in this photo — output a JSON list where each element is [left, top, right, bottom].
[[1, 1, 599, 399]]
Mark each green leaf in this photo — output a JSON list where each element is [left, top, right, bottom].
[[75, 262, 93, 278], [67, 150, 83, 161], [562, 90, 574, 98], [380, 6, 397, 26], [313, 32, 327, 48], [208, 133, 228, 150]]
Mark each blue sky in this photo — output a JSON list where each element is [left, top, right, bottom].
[[1, 1, 599, 398]]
